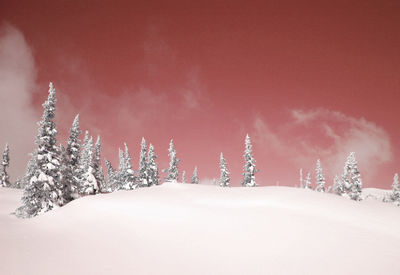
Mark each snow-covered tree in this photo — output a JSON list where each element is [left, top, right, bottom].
[[165, 139, 179, 182], [62, 114, 81, 201], [315, 159, 325, 192], [16, 82, 64, 218], [115, 144, 136, 190], [146, 143, 159, 186], [304, 172, 312, 189], [93, 136, 106, 192], [242, 134, 257, 187], [342, 152, 362, 201], [219, 152, 230, 187], [182, 171, 186, 184], [138, 137, 148, 187], [332, 175, 344, 195], [391, 173, 400, 202], [13, 177, 22, 189], [78, 136, 98, 195], [191, 166, 199, 184], [212, 178, 217, 185], [105, 159, 115, 192], [299, 168, 303, 188], [0, 144, 10, 187]]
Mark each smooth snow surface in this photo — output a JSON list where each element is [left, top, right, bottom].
[[1, 183, 400, 275]]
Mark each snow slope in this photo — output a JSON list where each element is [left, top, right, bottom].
[[1, 183, 400, 275]]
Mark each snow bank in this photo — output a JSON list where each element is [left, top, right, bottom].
[[1, 183, 400, 275]]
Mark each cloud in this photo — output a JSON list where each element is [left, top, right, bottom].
[[0, 24, 38, 181], [253, 108, 392, 181]]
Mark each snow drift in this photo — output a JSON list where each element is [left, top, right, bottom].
[[1, 183, 400, 275]]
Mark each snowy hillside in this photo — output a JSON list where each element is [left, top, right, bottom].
[[2, 183, 400, 275]]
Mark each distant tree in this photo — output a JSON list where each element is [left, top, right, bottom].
[[315, 159, 325, 192], [304, 172, 312, 189], [0, 144, 10, 187], [146, 143, 159, 186], [342, 152, 362, 201], [12, 177, 22, 189], [138, 137, 148, 187], [212, 178, 217, 185], [191, 166, 199, 184], [93, 136, 106, 192], [332, 175, 344, 195], [390, 173, 400, 204], [219, 152, 230, 187], [299, 168, 303, 188], [115, 143, 136, 190], [242, 134, 257, 187], [105, 159, 115, 192], [16, 82, 64, 218], [78, 136, 99, 195], [182, 171, 186, 184], [165, 139, 179, 182]]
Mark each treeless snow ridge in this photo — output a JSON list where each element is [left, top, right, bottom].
[[1, 183, 400, 275]]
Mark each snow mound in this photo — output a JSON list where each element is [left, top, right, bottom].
[[1, 183, 400, 275]]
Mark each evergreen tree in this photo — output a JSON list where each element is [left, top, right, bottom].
[[105, 159, 115, 192], [332, 175, 344, 195], [78, 136, 98, 195], [13, 177, 22, 189], [191, 166, 199, 184], [242, 134, 257, 187], [138, 137, 148, 187], [299, 168, 303, 188], [391, 173, 400, 203], [304, 172, 312, 189], [93, 136, 106, 192], [165, 139, 179, 182], [182, 170, 186, 184], [342, 152, 362, 201], [16, 82, 64, 218], [146, 143, 159, 186], [115, 144, 136, 190], [0, 144, 10, 187], [315, 159, 325, 192], [219, 152, 230, 187]]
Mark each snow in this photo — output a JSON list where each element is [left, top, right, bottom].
[[2, 183, 400, 274]]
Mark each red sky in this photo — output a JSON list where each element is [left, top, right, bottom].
[[1, 0, 400, 188]]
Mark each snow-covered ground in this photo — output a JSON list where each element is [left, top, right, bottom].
[[1, 183, 400, 275]]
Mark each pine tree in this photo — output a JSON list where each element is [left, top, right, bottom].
[[315, 159, 325, 192], [93, 136, 106, 193], [299, 168, 303, 188], [191, 166, 199, 184], [17, 82, 64, 218], [146, 143, 159, 186], [304, 172, 312, 189], [182, 171, 186, 184], [115, 144, 136, 190], [165, 139, 179, 182], [78, 136, 98, 195], [342, 152, 362, 201], [391, 173, 400, 203], [219, 152, 230, 187], [0, 144, 10, 187], [138, 137, 148, 187], [242, 134, 257, 187], [332, 175, 344, 195], [105, 159, 115, 192]]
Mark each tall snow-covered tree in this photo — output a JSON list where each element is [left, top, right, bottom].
[[191, 166, 199, 184], [332, 175, 344, 195], [62, 114, 81, 201], [342, 152, 362, 201], [138, 137, 148, 187], [315, 159, 325, 192], [299, 168, 303, 188], [182, 171, 186, 184], [105, 159, 115, 192], [93, 136, 106, 192], [304, 172, 312, 189], [17, 82, 64, 218], [165, 139, 179, 182], [219, 152, 230, 187], [391, 173, 400, 201], [146, 143, 159, 186], [78, 136, 98, 195], [0, 144, 10, 187], [242, 134, 257, 187]]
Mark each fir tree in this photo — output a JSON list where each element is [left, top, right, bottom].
[[191, 166, 199, 184], [332, 175, 344, 195], [93, 136, 106, 192], [182, 171, 186, 184], [391, 173, 400, 203], [138, 137, 148, 187], [242, 134, 257, 187], [304, 172, 312, 189], [165, 139, 179, 182], [17, 82, 64, 218], [105, 159, 115, 192], [219, 152, 230, 187], [315, 159, 325, 192], [115, 144, 136, 190], [146, 143, 159, 186], [78, 136, 98, 195], [0, 144, 10, 187], [342, 152, 362, 201]]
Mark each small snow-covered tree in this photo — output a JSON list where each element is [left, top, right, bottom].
[[17, 82, 64, 218], [93, 136, 106, 192], [342, 152, 362, 201], [0, 144, 10, 187], [304, 172, 312, 189], [105, 159, 115, 192], [391, 173, 400, 202], [332, 175, 344, 195], [299, 168, 303, 188], [13, 177, 22, 189], [191, 166, 199, 184], [242, 134, 257, 187], [138, 137, 148, 187], [165, 139, 179, 182], [219, 152, 230, 187], [315, 159, 325, 192], [115, 144, 136, 190], [146, 143, 159, 186], [78, 136, 98, 195], [182, 171, 186, 184]]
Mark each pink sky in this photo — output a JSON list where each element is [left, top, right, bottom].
[[0, 0, 399, 187]]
